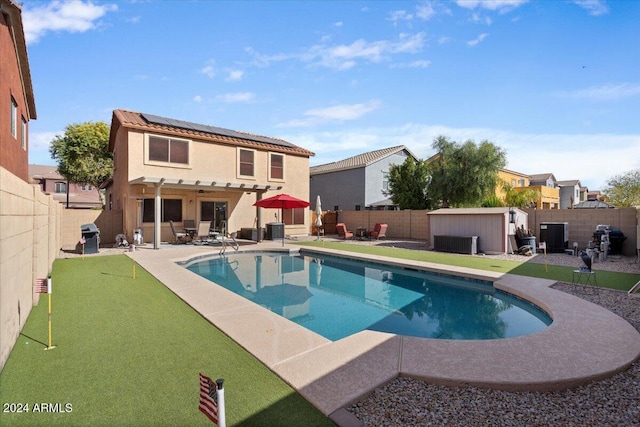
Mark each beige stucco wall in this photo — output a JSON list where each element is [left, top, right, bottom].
[[0, 167, 61, 372], [109, 128, 310, 243]]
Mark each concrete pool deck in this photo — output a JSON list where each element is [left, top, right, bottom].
[[127, 241, 640, 426]]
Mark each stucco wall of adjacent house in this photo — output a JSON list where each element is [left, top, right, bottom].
[[311, 167, 366, 212], [364, 152, 410, 206], [0, 11, 29, 182], [109, 128, 310, 243]]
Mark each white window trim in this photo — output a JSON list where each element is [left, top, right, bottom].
[[144, 133, 191, 168], [237, 147, 256, 179], [21, 117, 27, 149], [10, 97, 17, 139], [268, 151, 285, 182]]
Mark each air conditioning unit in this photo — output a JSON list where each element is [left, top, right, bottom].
[[539, 222, 568, 253]]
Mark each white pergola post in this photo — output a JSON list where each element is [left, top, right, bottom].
[[154, 180, 164, 249]]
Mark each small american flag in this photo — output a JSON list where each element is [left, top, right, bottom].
[[199, 373, 218, 424], [80, 237, 86, 245], [35, 278, 49, 294]]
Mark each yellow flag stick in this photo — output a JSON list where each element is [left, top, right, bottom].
[[44, 277, 56, 350]]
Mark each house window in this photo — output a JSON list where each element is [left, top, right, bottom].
[[282, 208, 304, 225], [147, 135, 189, 164], [238, 148, 255, 177], [21, 117, 27, 149], [269, 153, 284, 180], [511, 179, 516, 187], [54, 182, 66, 193], [11, 97, 17, 138], [382, 172, 389, 191], [142, 198, 183, 223], [518, 179, 525, 187], [355, 205, 361, 211]]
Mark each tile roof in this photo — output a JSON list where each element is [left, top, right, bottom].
[[109, 110, 314, 157], [28, 164, 63, 180], [529, 173, 556, 182], [557, 179, 581, 186], [310, 145, 415, 175]]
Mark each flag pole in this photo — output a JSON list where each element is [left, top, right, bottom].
[[216, 379, 226, 427], [44, 277, 56, 350], [131, 244, 136, 279]]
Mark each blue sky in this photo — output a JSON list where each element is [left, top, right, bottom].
[[21, 0, 640, 191]]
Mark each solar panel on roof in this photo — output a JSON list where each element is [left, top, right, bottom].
[[141, 113, 296, 149]]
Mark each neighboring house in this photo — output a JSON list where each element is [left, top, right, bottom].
[[105, 110, 314, 248], [587, 190, 605, 201], [29, 164, 102, 209], [0, 0, 36, 182], [528, 173, 560, 209], [496, 169, 530, 202], [310, 145, 418, 211], [556, 179, 582, 209]]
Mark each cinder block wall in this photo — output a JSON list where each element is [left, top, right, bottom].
[[59, 209, 123, 249], [317, 207, 638, 256], [524, 207, 638, 256], [333, 210, 430, 241], [0, 167, 61, 372]]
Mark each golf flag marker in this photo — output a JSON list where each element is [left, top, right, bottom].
[[36, 277, 56, 350], [199, 373, 225, 426]]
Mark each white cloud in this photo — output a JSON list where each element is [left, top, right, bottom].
[[248, 33, 427, 70], [391, 60, 431, 69], [22, 0, 118, 44], [193, 95, 202, 102], [276, 100, 381, 128], [467, 33, 489, 46], [226, 70, 244, 82], [416, 2, 437, 20], [388, 10, 413, 25], [571, 0, 609, 16], [200, 61, 216, 78], [215, 92, 255, 103], [558, 83, 640, 101], [455, 0, 529, 12]]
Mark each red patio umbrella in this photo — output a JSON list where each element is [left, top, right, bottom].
[[253, 194, 310, 246]]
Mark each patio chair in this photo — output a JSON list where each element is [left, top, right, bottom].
[[169, 220, 188, 244], [196, 221, 212, 244], [369, 223, 388, 240], [336, 223, 354, 240], [183, 219, 196, 229]]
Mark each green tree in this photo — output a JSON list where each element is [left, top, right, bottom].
[[429, 136, 507, 208], [603, 169, 640, 207], [501, 181, 538, 208], [385, 157, 433, 209], [49, 121, 113, 188]]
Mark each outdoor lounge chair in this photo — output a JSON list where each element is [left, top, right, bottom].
[[196, 221, 212, 243], [369, 223, 388, 240], [336, 223, 354, 239], [169, 220, 189, 244]]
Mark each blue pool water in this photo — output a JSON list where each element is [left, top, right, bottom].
[[183, 251, 552, 341]]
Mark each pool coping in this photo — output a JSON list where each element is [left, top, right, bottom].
[[127, 242, 640, 425]]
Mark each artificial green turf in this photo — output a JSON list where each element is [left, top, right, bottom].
[[0, 255, 334, 427], [297, 241, 639, 291]]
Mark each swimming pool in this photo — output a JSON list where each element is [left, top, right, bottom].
[[183, 251, 552, 341]]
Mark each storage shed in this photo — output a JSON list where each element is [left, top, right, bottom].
[[427, 207, 528, 255]]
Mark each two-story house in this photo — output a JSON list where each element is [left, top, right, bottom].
[[104, 110, 314, 248], [310, 145, 417, 211], [557, 179, 583, 209], [528, 173, 560, 209], [0, 0, 36, 182], [29, 164, 102, 208]]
